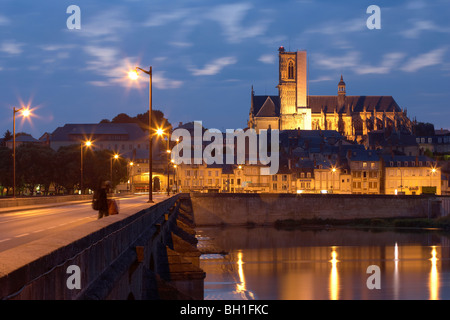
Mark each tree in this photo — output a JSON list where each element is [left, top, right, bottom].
[[1, 130, 12, 147], [105, 110, 172, 133], [135, 110, 172, 132], [0, 146, 13, 196], [82, 149, 128, 191], [15, 143, 56, 195], [54, 144, 81, 194], [111, 113, 135, 124]]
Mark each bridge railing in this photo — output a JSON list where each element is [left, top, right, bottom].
[[0, 194, 181, 300]]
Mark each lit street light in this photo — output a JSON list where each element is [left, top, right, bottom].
[[80, 140, 92, 195], [129, 66, 154, 203], [430, 166, 437, 190], [12, 106, 31, 198], [156, 127, 172, 196], [111, 153, 119, 185]]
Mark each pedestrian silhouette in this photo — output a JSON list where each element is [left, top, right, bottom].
[[96, 180, 110, 219]]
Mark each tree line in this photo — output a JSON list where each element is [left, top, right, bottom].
[[0, 109, 174, 197], [0, 143, 129, 196]]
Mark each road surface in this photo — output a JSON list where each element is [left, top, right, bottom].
[[0, 194, 169, 253]]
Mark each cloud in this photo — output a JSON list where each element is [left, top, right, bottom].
[[142, 3, 272, 45], [169, 41, 193, 48], [206, 3, 270, 43], [356, 53, 406, 75], [83, 45, 182, 89], [309, 76, 333, 83], [40, 44, 75, 51], [0, 40, 24, 55], [143, 9, 190, 27], [258, 54, 276, 64], [78, 8, 131, 42], [0, 14, 10, 26], [401, 48, 447, 72], [313, 51, 410, 75], [313, 51, 360, 70], [400, 20, 450, 39], [189, 57, 237, 76], [153, 72, 183, 89], [305, 18, 365, 36]]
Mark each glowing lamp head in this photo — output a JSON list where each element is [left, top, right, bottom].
[[85, 141, 92, 147], [156, 128, 164, 136], [431, 168, 437, 174], [128, 70, 139, 80], [114, 154, 119, 159], [21, 108, 31, 117]]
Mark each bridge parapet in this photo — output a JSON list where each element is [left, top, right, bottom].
[[0, 193, 205, 300]]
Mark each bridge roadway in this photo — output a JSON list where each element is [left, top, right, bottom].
[[0, 194, 169, 253], [0, 193, 205, 300]]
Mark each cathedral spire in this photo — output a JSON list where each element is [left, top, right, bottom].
[[338, 75, 346, 96]]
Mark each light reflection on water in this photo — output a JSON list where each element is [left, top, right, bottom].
[[198, 227, 450, 300]]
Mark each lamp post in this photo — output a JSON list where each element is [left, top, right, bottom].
[[80, 140, 92, 195], [172, 162, 177, 194], [430, 167, 437, 189], [111, 153, 119, 183], [330, 166, 337, 194], [156, 128, 171, 196], [129, 66, 154, 203], [128, 161, 134, 193], [12, 107, 30, 198]]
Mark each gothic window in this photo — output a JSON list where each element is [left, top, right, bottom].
[[288, 61, 294, 79]]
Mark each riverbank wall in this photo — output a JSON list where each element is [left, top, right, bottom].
[[190, 193, 443, 226]]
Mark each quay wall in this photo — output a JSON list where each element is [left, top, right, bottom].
[[190, 193, 443, 226]]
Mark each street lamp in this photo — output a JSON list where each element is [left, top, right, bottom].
[[111, 153, 119, 185], [128, 161, 134, 193], [156, 127, 172, 196], [172, 161, 177, 194], [12, 106, 31, 198], [330, 166, 337, 193], [430, 166, 437, 189], [80, 140, 92, 195], [129, 66, 154, 203]]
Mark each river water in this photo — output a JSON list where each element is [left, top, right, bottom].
[[197, 226, 450, 300]]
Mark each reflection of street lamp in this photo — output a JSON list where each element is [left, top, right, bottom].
[[80, 140, 92, 195], [129, 66, 154, 203], [13, 107, 31, 198]]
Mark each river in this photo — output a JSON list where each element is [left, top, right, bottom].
[[197, 226, 450, 300]]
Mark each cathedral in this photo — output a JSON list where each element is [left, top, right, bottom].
[[248, 47, 413, 142]]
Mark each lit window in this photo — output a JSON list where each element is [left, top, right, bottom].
[[288, 61, 294, 79]]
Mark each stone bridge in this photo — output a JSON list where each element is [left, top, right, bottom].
[[0, 194, 205, 300]]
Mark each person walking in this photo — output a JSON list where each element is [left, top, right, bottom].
[[97, 180, 109, 219]]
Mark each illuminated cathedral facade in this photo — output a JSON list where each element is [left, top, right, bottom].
[[248, 47, 413, 142]]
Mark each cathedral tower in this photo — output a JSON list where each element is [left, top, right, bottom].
[[277, 47, 311, 130]]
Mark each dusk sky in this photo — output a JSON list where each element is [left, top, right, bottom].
[[0, 0, 449, 139]]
